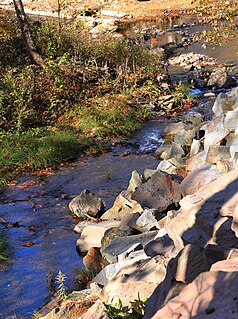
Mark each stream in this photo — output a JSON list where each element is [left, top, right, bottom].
[[0, 14, 238, 319]]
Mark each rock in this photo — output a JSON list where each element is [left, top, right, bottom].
[[135, 208, 160, 232], [131, 171, 182, 211], [102, 256, 168, 306], [102, 231, 158, 263], [154, 144, 171, 157], [165, 169, 238, 251], [174, 128, 197, 146], [190, 139, 201, 156], [204, 115, 228, 149], [79, 299, 109, 319], [212, 92, 235, 116], [160, 142, 185, 160], [143, 168, 157, 181], [206, 145, 231, 164], [93, 245, 148, 286], [101, 225, 133, 255], [228, 87, 238, 108], [76, 220, 121, 253], [184, 112, 203, 125], [144, 234, 175, 258], [156, 160, 177, 174], [83, 247, 109, 273], [181, 164, 224, 195], [127, 170, 143, 193], [101, 192, 143, 220], [40, 290, 96, 319], [89, 20, 118, 36], [186, 150, 208, 171], [148, 270, 238, 319], [169, 244, 209, 283], [163, 122, 189, 136], [224, 109, 238, 132], [207, 68, 228, 88], [211, 257, 238, 272], [69, 189, 105, 218]]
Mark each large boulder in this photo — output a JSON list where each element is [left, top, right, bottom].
[[165, 169, 238, 251], [212, 92, 235, 116], [147, 270, 238, 319], [131, 171, 182, 211], [69, 189, 105, 218]]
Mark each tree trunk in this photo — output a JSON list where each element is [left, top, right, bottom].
[[13, 0, 44, 66]]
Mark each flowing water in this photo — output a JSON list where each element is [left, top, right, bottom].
[[0, 13, 237, 318]]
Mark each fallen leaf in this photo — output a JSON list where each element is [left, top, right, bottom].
[[22, 241, 34, 247]]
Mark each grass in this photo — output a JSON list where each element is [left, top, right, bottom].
[[0, 232, 10, 261]]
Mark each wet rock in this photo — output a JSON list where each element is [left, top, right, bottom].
[[101, 192, 143, 220], [76, 220, 121, 253], [212, 92, 235, 116], [102, 231, 158, 263], [83, 247, 109, 273], [131, 171, 182, 211], [181, 164, 224, 195], [69, 189, 105, 218], [154, 144, 170, 158], [148, 270, 238, 319]]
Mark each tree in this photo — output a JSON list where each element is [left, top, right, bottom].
[[192, 0, 237, 46], [13, 0, 44, 66]]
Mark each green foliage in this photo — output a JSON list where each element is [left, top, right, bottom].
[[105, 295, 147, 319], [75, 267, 98, 289], [192, 0, 237, 46], [55, 270, 68, 301], [173, 82, 195, 107]]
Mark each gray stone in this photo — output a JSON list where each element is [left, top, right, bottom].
[[127, 170, 143, 193], [102, 231, 158, 263], [135, 209, 160, 232], [207, 68, 228, 88], [184, 112, 203, 125], [163, 122, 189, 136], [144, 234, 175, 258], [190, 139, 201, 157], [212, 92, 235, 116], [186, 150, 208, 171], [174, 128, 197, 146], [69, 189, 105, 218], [143, 168, 157, 181], [131, 171, 182, 211], [156, 160, 177, 174], [160, 142, 185, 160], [224, 109, 238, 132], [204, 115, 228, 149]]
